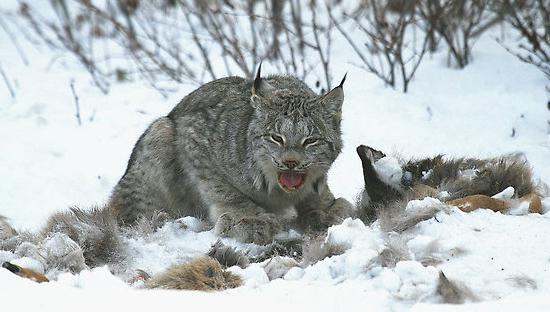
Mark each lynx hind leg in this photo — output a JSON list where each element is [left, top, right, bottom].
[[145, 256, 242, 291], [110, 117, 187, 225]]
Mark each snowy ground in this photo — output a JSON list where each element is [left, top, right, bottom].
[[1, 3, 550, 311]]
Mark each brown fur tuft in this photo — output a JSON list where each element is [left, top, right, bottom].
[[145, 256, 242, 291]]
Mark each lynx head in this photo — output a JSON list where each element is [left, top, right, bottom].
[[248, 66, 345, 195]]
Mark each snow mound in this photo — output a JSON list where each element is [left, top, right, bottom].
[[3, 203, 550, 311]]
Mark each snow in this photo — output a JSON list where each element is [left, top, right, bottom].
[[374, 156, 404, 189], [492, 186, 515, 200], [1, 2, 550, 311]]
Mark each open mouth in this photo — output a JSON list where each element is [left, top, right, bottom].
[[278, 171, 306, 192]]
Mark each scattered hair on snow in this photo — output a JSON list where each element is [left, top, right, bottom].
[[437, 271, 477, 304]]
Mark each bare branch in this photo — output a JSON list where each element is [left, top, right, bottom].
[[0, 63, 15, 99], [69, 79, 82, 126]]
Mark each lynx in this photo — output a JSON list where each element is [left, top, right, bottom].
[[109, 66, 353, 244]]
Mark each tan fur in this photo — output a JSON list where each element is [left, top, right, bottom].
[[412, 184, 439, 199], [17, 267, 50, 283], [145, 256, 242, 291], [446, 192, 543, 214], [2, 262, 49, 283], [521, 193, 543, 214], [447, 195, 509, 212]]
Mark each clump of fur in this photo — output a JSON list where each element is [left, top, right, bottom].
[[249, 237, 304, 263], [506, 274, 538, 290], [0, 230, 40, 253], [301, 235, 346, 266], [207, 240, 249, 268], [263, 256, 300, 280], [145, 256, 242, 291], [437, 271, 477, 304], [370, 236, 410, 269], [42, 206, 125, 267], [0, 215, 17, 240], [413, 240, 467, 267], [376, 198, 448, 233], [125, 211, 171, 236], [14, 232, 88, 275]]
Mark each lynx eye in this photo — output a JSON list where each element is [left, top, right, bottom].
[[302, 137, 318, 147], [270, 134, 285, 145]]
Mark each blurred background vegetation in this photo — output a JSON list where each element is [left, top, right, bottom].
[[1, 0, 548, 95]]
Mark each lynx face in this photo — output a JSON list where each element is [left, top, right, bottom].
[[248, 76, 344, 195]]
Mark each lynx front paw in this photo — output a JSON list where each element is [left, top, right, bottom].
[[214, 213, 282, 245], [299, 197, 355, 231]]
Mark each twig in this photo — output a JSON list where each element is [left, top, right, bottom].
[[0, 63, 15, 99], [0, 16, 29, 65], [69, 79, 82, 126]]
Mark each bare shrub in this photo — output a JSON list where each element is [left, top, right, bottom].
[[331, 0, 428, 93], [496, 0, 550, 80], [417, 0, 500, 68], [11, 0, 336, 94]]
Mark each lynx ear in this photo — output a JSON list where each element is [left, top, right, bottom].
[[320, 73, 346, 117]]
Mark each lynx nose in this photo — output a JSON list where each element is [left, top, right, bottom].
[[283, 160, 299, 170]]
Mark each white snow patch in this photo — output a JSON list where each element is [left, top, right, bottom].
[[492, 186, 515, 199], [374, 156, 403, 189]]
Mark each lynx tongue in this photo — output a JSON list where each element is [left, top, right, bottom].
[[278, 172, 304, 190]]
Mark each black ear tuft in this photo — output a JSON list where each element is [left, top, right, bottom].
[[253, 61, 262, 94], [337, 73, 347, 89]]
